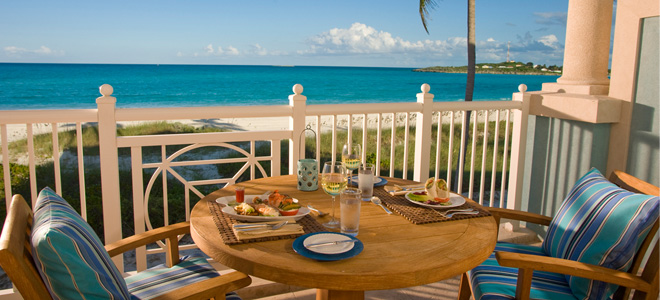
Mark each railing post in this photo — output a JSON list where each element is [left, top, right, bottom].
[[414, 84, 434, 182], [96, 84, 123, 272], [507, 84, 530, 213], [289, 84, 306, 175]]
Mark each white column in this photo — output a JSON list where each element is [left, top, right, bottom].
[[414, 84, 434, 182], [555, 0, 613, 89]]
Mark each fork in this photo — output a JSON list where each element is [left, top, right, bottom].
[[444, 210, 479, 218], [437, 208, 475, 217]]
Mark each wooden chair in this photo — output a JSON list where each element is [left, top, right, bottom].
[[458, 170, 659, 300], [0, 193, 252, 300]]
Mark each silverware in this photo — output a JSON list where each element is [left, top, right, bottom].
[[234, 221, 288, 231], [394, 184, 425, 191], [306, 239, 358, 248], [371, 197, 392, 214], [307, 205, 328, 217], [437, 208, 474, 217], [444, 211, 479, 218]]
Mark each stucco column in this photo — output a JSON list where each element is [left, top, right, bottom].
[[556, 0, 613, 88]]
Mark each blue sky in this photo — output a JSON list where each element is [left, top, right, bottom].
[[0, 0, 570, 68]]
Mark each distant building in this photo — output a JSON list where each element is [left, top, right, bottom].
[[482, 65, 493, 69], [541, 68, 548, 71]]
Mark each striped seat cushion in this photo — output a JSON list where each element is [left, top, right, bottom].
[[31, 187, 131, 299], [126, 255, 241, 300], [542, 168, 659, 299], [469, 242, 577, 300]]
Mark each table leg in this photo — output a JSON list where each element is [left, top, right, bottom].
[[316, 289, 364, 300]]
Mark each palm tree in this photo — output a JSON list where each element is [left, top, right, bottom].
[[420, 0, 476, 191]]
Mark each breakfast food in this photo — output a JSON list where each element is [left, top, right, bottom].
[[232, 190, 301, 216], [414, 178, 451, 205]]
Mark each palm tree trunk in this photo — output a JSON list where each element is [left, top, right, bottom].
[[454, 0, 476, 192]]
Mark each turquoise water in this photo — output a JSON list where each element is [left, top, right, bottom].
[[0, 63, 556, 110]]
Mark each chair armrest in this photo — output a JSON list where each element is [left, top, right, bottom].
[[105, 222, 190, 257], [486, 207, 552, 227], [150, 271, 252, 300], [495, 251, 653, 293]]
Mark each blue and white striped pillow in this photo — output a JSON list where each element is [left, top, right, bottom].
[[31, 187, 131, 300], [542, 168, 659, 300]]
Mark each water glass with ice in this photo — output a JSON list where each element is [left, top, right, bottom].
[[340, 188, 362, 237], [358, 163, 375, 201]]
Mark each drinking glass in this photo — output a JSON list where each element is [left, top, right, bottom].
[[341, 143, 361, 185], [320, 161, 347, 228], [340, 187, 362, 237], [358, 163, 375, 201]]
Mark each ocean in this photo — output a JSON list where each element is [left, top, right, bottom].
[[0, 63, 555, 110]]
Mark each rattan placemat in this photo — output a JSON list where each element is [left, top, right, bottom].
[[373, 187, 491, 225], [207, 200, 326, 245]]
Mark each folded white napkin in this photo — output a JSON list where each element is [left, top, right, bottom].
[[232, 221, 304, 241]]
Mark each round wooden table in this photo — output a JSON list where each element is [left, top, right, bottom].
[[190, 175, 497, 300]]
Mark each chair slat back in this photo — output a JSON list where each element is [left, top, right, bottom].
[[609, 170, 659, 300], [0, 195, 52, 299]]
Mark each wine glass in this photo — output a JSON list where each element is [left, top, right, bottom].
[[320, 161, 347, 228], [342, 143, 361, 185]]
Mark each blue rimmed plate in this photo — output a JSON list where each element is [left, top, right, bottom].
[[293, 232, 364, 261], [349, 176, 388, 187]]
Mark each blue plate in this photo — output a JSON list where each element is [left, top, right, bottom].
[[349, 176, 388, 187], [293, 232, 364, 261]]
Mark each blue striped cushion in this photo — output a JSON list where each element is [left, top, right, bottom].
[[469, 242, 577, 300], [542, 168, 659, 300], [31, 187, 131, 300], [126, 255, 241, 300]]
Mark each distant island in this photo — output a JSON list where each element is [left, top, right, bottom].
[[413, 61, 562, 76]]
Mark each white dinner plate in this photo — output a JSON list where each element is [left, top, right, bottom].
[[404, 192, 466, 209], [216, 195, 310, 222], [303, 232, 355, 254]]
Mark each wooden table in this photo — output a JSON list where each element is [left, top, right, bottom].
[[190, 175, 497, 300]]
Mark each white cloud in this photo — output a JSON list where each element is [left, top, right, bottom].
[[538, 34, 560, 48], [182, 23, 564, 66], [205, 44, 215, 54], [4, 45, 62, 57]]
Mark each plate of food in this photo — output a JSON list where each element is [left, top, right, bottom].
[[216, 190, 310, 222], [405, 191, 465, 208], [403, 178, 466, 209]]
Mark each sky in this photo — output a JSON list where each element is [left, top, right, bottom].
[[0, 0, 572, 68]]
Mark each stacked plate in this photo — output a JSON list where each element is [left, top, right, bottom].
[[293, 232, 364, 261], [349, 176, 388, 187]]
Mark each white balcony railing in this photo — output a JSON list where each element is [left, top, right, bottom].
[[0, 83, 529, 289]]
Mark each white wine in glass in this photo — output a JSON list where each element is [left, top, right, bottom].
[[320, 161, 347, 228], [342, 143, 361, 185]]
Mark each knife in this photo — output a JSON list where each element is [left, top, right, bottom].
[[305, 239, 358, 248]]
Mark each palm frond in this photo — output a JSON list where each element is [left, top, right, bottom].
[[419, 0, 438, 34]]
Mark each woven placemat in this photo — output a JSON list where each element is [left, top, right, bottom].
[[207, 200, 326, 245], [373, 187, 491, 225]]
